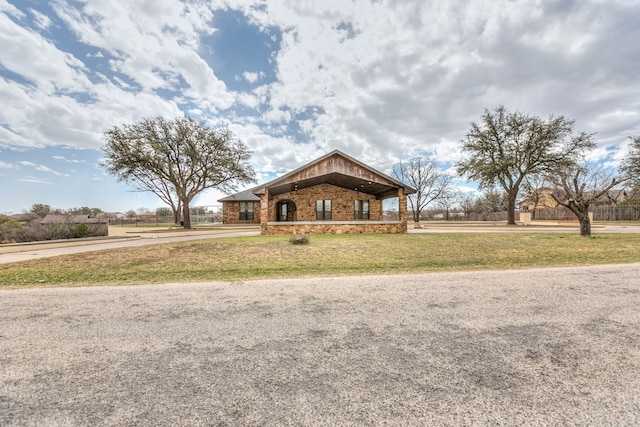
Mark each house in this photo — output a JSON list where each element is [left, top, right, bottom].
[[219, 150, 416, 235], [518, 188, 559, 212]]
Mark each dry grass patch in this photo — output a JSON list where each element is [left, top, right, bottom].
[[1, 233, 640, 288]]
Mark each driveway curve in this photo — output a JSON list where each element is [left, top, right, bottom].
[[2, 264, 639, 426]]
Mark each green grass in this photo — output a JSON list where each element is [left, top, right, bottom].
[[2, 233, 640, 288]]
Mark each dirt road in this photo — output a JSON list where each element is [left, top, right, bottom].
[[2, 264, 639, 425]]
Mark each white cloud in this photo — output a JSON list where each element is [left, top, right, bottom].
[[18, 177, 52, 184], [242, 71, 264, 84], [226, 0, 640, 169], [0, 0, 24, 18], [0, 12, 91, 95], [53, 155, 83, 163], [52, 0, 232, 107], [29, 7, 52, 30], [18, 160, 62, 176]]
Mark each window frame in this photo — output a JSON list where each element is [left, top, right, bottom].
[[316, 199, 332, 220], [239, 202, 254, 221], [354, 199, 370, 220]]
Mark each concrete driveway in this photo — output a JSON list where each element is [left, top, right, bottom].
[[2, 264, 639, 425]]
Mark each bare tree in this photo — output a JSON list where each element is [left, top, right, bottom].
[[392, 156, 453, 222], [458, 193, 476, 218], [436, 189, 461, 220], [547, 163, 627, 237]]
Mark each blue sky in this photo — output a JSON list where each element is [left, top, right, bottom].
[[1, 0, 639, 214]]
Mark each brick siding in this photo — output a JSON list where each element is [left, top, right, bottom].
[[221, 201, 260, 225], [260, 183, 407, 234], [268, 183, 383, 221]]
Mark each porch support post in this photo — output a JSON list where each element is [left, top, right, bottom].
[[398, 189, 408, 233], [260, 189, 269, 235]]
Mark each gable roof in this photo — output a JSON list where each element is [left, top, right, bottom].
[[218, 187, 261, 202], [252, 150, 416, 199]]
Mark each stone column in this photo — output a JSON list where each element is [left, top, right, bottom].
[[398, 189, 408, 233], [260, 189, 269, 235]]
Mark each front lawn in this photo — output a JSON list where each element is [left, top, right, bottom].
[[1, 233, 639, 288]]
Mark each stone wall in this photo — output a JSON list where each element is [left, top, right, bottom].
[[221, 201, 261, 225], [264, 221, 406, 235]]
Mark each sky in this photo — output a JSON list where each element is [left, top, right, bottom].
[[1, 0, 639, 215]]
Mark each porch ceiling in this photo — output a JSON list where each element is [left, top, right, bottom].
[[267, 172, 400, 200]]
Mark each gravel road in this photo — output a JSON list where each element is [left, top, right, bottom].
[[2, 264, 639, 426]]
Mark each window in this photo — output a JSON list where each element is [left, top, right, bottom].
[[239, 202, 254, 220], [354, 200, 370, 219], [316, 199, 331, 220]]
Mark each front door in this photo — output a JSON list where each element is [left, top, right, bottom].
[[276, 200, 296, 221]]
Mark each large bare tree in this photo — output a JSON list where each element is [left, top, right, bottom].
[[547, 163, 626, 237], [456, 106, 594, 225], [103, 117, 255, 228], [392, 156, 452, 222]]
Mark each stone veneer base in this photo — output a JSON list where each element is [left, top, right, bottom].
[[263, 221, 406, 235]]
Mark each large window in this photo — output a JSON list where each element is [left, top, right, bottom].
[[354, 200, 370, 219], [239, 202, 254, 220], [316, 199, 332, 220]]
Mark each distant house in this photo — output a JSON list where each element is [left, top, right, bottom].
[[518, 188, 559, 212], [8, 214, 33, 224], [219, 150, 416, 235], [519, 188, 628, 212]]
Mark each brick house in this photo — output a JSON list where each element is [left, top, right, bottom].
[[219, 150, 416, 235]]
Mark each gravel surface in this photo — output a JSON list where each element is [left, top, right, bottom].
[[1, 264, 639, 426]]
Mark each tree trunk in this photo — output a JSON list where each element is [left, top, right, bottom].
[[172, 208, 180, 225], [579, 215, 591, 237], [507, 191, 517, 225], [182, 201, 191, 229], [409, 197, 419, 222]]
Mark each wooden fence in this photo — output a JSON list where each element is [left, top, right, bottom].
[[529, 206, 640, 221]]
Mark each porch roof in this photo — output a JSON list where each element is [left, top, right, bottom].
[[253, 150, 416, 199]]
